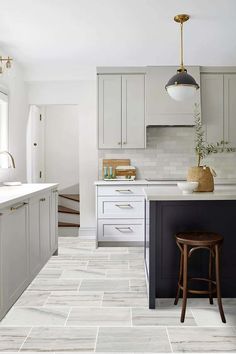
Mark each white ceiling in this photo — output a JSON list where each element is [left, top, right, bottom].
[[0, 0, 236, 80]]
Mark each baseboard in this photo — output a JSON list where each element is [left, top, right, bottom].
[[79, 227, 96, 239], [98, 241, 144, 247]]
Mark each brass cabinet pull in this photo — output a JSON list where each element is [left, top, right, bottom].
[[115, 227, 133, 233], [52, 190, 58, 194], [40, 198, 46, 202], [10, 202, 28, 211], [115, 204, 133, 209]]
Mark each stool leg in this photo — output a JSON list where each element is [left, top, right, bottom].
[[215, 244, 226, 323], [174, 251, 183, 305], [208, 247, 214, 305], [181, 244, 188, 323]]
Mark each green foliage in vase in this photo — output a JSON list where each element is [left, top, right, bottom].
[[194, 104, 236, 167]]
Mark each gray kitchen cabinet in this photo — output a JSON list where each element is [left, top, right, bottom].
[[0, 185, 58, 320], [50, 189, 58, 254], [201, 74, 224, 143], [29, 196, 41, 279], [98, 74, 145, 149], [39, 193, 51, 263], [201, 73, 236, 147], [224, 74, 236, 146], [1, 201, 29, 314], [146, 66, 200, 126]]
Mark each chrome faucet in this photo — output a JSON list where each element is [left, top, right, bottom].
[[0, 151, 16, 168]]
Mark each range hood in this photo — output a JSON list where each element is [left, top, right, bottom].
[[145, 66, 201, 126]]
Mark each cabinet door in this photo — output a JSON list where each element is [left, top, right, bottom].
[[1, 202, 29, 308], [201, 74, 224, 143], [29, 197, 41, 278], [50, 190, 58, 253], [146, 66, 200, 125], [98, 75, 122, 148], [224, 74, 236, 147], [122, 74, 145, 148], [39, 194, 51, 262]]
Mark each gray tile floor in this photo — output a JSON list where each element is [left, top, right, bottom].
[[0, 237, 236, 353]]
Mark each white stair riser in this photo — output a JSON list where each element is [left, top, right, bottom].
[[59, 197, 80, 211], [58, 227, 79, 237], [58, 212, 80, 224]]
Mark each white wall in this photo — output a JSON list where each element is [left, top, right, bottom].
[[27, 80, 98, 236], [44, 105, 79, 192], [0, 61, 28, 183]]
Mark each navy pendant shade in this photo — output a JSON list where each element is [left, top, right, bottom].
[[165, 71, 199, 89]]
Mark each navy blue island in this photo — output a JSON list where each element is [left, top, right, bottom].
[[144, 186, 236, 309]]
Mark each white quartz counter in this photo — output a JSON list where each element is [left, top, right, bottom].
[[0, 183, 58, 209], [144, 185, 236, 201], [95, 178, 236, 186]]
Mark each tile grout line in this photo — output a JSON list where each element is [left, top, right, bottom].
[[18, 326, 33, 352], [64, 307, 72, 327], [94, 326, 99, 352], [165, 326, 174, 353]]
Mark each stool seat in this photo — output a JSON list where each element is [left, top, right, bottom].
[[176, 231, 223, 246]]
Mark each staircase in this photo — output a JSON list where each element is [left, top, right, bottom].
[[58, 194, 80, 237]]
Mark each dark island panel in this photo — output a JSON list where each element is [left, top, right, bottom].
[[147, 200, 236, 308]]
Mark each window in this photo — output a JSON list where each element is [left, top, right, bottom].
[[0, 91, 9, 168]]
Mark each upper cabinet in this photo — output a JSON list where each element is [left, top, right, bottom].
[[146, 66, 201, 126], [201, 72, 236, 147], [98, 74, 145, 149]]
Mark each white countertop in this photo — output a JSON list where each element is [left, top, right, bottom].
[[144, 185, 236, 201], [0, 183, 58, 209], [95, 178, 236, 186]]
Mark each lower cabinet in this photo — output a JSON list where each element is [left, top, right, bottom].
[[0, 187, 58, 320], [1, 201, 29, 314], [96, 184, 146, 243]]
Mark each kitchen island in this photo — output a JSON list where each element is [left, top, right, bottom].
[[144, 186, 236, 309]]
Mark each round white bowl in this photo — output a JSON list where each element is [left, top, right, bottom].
[[177, 181, 199, 194]]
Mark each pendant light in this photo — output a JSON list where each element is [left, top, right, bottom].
[[165, 14, 199, 101]]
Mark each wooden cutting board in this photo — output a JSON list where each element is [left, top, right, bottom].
[[102, 159, 130, 177]]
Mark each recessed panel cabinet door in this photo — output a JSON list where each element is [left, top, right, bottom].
[[39, 194, 51, 262], [201, 74, 224, 144], [98, 75, 122, 149], [1, 202, 29, 308], [122, 75, 145, 148], [224, 74, 236, 147], [50, 190, 58, 253], [29, 197, 41, 278]]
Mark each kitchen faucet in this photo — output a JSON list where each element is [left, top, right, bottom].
[[0, 151, 16, 168]]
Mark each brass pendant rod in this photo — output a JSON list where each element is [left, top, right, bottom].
[[180, 21, 184, 70]]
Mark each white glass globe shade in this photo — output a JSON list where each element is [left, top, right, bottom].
[[166, 85, 197, 101]]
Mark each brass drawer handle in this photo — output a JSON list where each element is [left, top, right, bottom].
[[52, 190, 58, 194], [10, 202, 28, 211], [115, 204, 133, 209], [115, 227, 133, 233], [40, 198, 46, 202]]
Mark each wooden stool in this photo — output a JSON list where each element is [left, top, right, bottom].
[[174, 231, 226, 323]]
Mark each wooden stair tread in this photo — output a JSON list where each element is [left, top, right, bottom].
[[58, 205, 80, 214], [59, 194, 80, 202], [58, 221, 80, 228]]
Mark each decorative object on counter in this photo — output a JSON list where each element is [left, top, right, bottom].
[[3, 181, 22, 186], [177, 181, 198, 194], [165, 14, 199, 101], [187, 106, 236, 192], [0, 151, 15, 168], [102, 159, 136, 180]]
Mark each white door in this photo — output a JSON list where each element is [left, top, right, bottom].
[[98, 75, 122, 148], [27, 105, 44, 182], [122, 74, 145, 148], [224, 74, 236, 147], [201, 74, 224, 144]]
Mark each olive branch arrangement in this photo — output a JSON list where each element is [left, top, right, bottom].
[[194, 104, 236, 167]]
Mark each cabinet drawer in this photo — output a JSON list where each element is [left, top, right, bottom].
[[98, 219, 144, 241], [98, 197, 144, 218], [97, 185, 146, 196]]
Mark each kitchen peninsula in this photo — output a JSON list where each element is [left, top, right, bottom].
[[144, 186, 236, 309]]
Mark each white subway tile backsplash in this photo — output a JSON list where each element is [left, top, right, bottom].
[[98, 127, 236, 179]]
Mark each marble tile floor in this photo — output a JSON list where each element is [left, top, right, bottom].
[[0, 237, 236, 353]]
